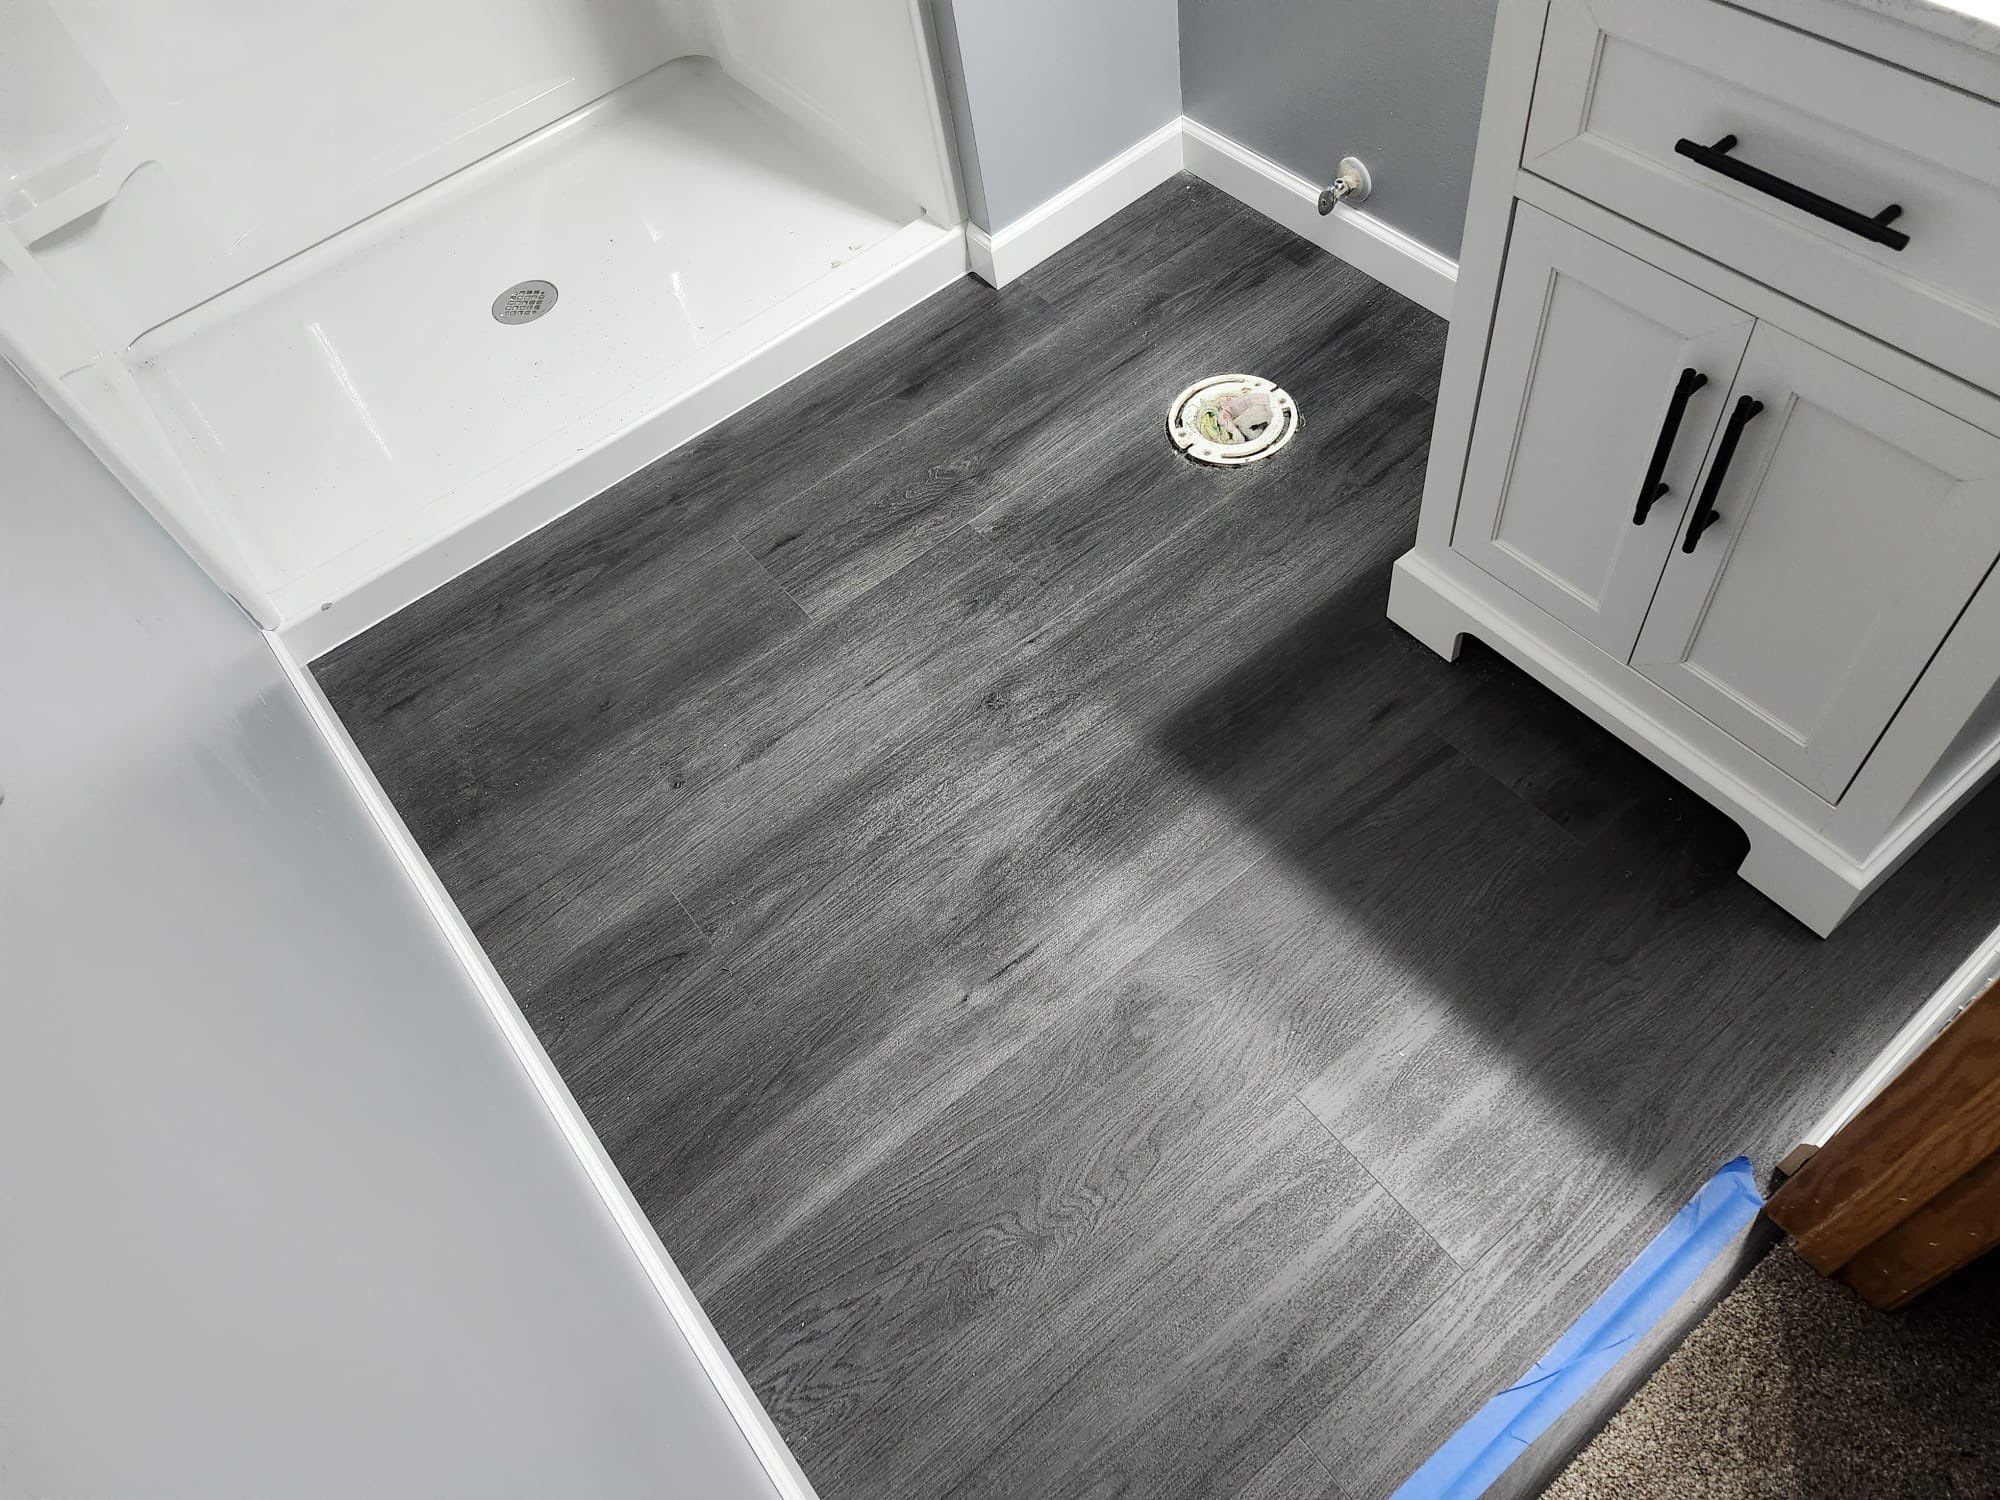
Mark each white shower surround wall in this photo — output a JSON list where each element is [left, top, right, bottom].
[[0, 0, 961, 653]]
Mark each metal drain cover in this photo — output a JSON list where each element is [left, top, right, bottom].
[[1168, 374, 1298, 466], [492, 279, 559, 324]]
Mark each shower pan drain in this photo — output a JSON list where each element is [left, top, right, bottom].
[[1167, 374, 1298, 466], [491, 279, 559, 324]]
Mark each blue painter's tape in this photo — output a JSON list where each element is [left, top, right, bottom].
[[1391, 1156, 1765, 1500]]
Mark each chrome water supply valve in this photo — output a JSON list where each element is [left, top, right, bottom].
[[1317, 157, 1372, 215]]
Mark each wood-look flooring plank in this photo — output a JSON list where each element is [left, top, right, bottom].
[[1430, 642, 1673, 846], [403, 528, 1061, 1196], [621, 723, 1276, 1283], [510, 372, 1467, 1310], [1014, 176, 1284, 317], [1301, 1169, 1707, 1500], [985, 729, 1579, 1146], [1294, 744, 2000, 1495], [680, 377, 1443, 957], [691, 863, 1455, 1500], [944, 1125, 1453, 1500], [323, 535, 805, 855], [1297, 782, 1749, 1270], [371, 336, 1461, 1311], [316, 272, 1057, 753], [674, 740, 1559, 1495], [736, 181, 1354, 618], [624, 359, 1481, 1286], [421, 525, 1046, 952], [317, 175, 2000, 1500], [465, 494, 1341, 1274], [1306, 747, 2000, 1275], [920, 1114, 1451, 1500], [971, 255, 1444, 611], [1236, 1435, 1340, 1500], [494, 875, 712, 1092]]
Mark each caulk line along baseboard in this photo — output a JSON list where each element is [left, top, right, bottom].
[[967, 116, 1459, 321]]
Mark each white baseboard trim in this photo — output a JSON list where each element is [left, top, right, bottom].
[[1180, 117, 1458, 320], [966, 117, 1458, 318], [269, 634, 820, 1500], [967, 119, 1186, 288], [1801, 921, 2000, 1148]]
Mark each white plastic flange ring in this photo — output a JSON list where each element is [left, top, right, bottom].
[[1167, 374, 1299, 467]]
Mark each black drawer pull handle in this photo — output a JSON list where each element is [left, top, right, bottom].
[[1634, 367, 1708, 525], [1673, 135, 1909, 251], [1683, 394, 1765, 554]]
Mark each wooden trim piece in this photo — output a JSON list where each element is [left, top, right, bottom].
[[1766, 979, 2000, 1275], [1838, 1151, 2000, 1310]]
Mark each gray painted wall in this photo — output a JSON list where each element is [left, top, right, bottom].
[[936, 0, 1496, 256], [1179, 0, 1499, 258], [0, 369, 778, 1500], [935, 0, 1181, 231]]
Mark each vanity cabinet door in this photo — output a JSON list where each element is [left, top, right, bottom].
[[1453, 206, 1753, 659], [1632, 324, 2000, 802]]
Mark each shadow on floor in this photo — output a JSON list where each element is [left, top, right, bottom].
[[1148, 554, 2000, 1253]]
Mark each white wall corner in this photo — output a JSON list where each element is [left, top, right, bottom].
[[968, 119, 1186, 287], [965, 222, 1001, 286]]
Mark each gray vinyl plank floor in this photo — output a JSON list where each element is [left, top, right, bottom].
[[318, 177, 2000, 1500]]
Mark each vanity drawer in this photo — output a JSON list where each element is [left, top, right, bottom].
[[1524, 0, 2000, 394]]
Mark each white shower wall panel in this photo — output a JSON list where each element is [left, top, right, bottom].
[[713, 0, 959, 222], [124, 57, 947, 645], [13, 0, 715, 348], [1, 0, 963, 645]]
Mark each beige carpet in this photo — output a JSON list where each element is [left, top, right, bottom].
[[1545, 1244, 2000, 1498]]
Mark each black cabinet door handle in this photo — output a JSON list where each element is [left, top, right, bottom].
[[1674, 134, 1909, 251], [1682, 394, 1765, 554], [1634, 367, 1709, 525]]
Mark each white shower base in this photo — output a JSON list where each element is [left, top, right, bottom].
[[125, 56, 963, 657]]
